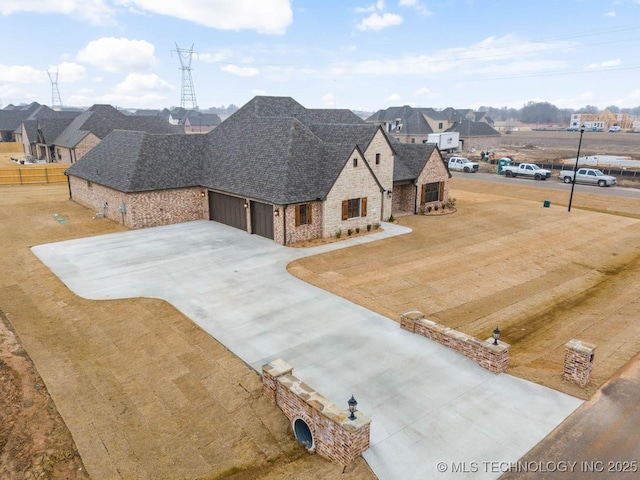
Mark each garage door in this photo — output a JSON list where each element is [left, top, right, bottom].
[[209, 192, 247, 231], [250, 201, 274, 240]]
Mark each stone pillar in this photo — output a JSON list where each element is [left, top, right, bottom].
[[262, 358, 293, 402], [563, 339, 596, 387], [400, 310, 424, 332]]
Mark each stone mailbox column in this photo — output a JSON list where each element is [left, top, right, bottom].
[[563, 339, 596, 387]]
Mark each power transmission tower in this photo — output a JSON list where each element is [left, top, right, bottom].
[[47, 69, 63, 110], [173, 43, 198, 110]]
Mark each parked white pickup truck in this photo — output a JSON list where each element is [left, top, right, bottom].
[[501, 163, 551, 180], [448, 156, 479, 173], [559, 168, 617, 187]]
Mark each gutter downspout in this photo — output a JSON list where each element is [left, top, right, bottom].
[[283, 204, 287, 246], [66, 174, 72, 199], [414, 181, 418, 214]]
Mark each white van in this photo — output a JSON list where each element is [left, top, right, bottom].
[[448, 156, 479, 173], [608, 126, 621, 132]]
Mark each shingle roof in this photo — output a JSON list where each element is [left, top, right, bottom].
[[67, 96, 407, 205], [446, 119, 500, 136], [66, 131, 207, 192], [54, 105, 180, 148], [392, 143, 447, 182]]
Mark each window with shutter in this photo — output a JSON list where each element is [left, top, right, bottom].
[[342, 200, 348, 220], [361, 197, 367, 217], [296, 204, 311, 226], [439, 181, 444, 201]]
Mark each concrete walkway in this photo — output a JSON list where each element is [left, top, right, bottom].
[[32, 220, 582, 480]]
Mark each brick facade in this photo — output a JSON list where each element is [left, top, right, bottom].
[[262, 359, 371, 468], [277, 201, 324, 245], [563, 339, 595, 387], [69, 176, 206, 228], [392, 149, 449, 215], [400, 310, 510, 374]]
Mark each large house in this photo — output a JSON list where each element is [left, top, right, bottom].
[[65, 96, 450, 245], [51, 104, 182, 164], [366, 105, 499, 151]]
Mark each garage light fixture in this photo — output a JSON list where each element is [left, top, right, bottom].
[[493, 327, 501, 345], [348, 395, 358, 420], [244, 203, 249, 209], [200, 191, 206, 197], [386, 189, 393, 198]]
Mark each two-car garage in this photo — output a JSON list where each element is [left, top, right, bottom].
[[208, 192, 273, 240]]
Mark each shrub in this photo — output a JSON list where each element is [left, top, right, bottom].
[[427, 206, 432, 213], [374, 222, 380, 229], [388, 214, 395, 222], [434, 204, 439, 211], [367, 224, 372, 231], [347, 228, 353, 236], [355, 227, 360, 234], [446, 197, 457, 208], [336, 229, 342, 238]]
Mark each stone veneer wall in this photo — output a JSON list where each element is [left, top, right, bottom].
[[415, 150, 450, 212], [262, 359, 371, 467], [278, 201, 324, 245], [563, 339, 595, 387], [69, 176, 206, 228], [400, 310, 509, 374], [392, 183, 416, 215]]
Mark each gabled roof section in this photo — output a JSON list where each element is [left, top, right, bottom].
[[36, 117, 75, 145], [392, 143, 446, 182], [204, 115, 348, 204], [308, 123, 379, 152], [65, 130, 207, 192], [185, 111, 222, 127], [54, 105, 180, 148], [446, 119, 501, 136]]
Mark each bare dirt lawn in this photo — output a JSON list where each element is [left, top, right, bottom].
[[0, 182, 374, 479], [2, 132, 640, 478]]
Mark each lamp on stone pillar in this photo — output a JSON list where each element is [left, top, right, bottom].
[[493, 327, 501, 345], [348, 395, 358, 420]]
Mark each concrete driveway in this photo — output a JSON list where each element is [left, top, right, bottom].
[[32, 220, 582, 480]]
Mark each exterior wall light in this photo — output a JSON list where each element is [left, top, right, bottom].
[[493, 327, 501, 345], [348, 395, 358, 420], [200, 191, 206, 197], [386, 189, 393, 197], [274, 208, 280, 217]]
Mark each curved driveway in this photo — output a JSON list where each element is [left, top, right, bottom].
[[32, 220, 582, 480]]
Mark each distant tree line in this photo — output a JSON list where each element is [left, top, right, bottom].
[[477, 102, 640, 124], [201, 104, 240, 115]]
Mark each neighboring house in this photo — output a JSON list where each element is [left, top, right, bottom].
[[367, 105, 495, 145], [183, 111, 221, 134], [0, 102, 52, 142], [52, 104, 182, 164], [445, 119, 501, 152], [65, 96, 450, 245], [13, 109, 82, 159]]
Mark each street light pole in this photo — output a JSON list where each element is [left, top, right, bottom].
[[568, 126, 585, 212]]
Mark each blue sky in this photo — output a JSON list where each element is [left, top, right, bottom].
[[1, 0, 639, 112]]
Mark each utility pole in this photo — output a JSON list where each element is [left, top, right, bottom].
[[47, 69, 63, 110], [173, 43, 198, 110]]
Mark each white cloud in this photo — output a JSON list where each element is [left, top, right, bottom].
[[54, 62, 86, 82], [77, 37, 157, 73], [357, 12, 403, 31], [0, 64, 44, 83], [0, 0, 115, 25], [399, 0, 433, 16], [386, 93, 401, 101], [117, 0, 293, 34], [221, 65, 261, 77], [199, 50, 233, 63], [604, 11, 616, 16], [585, 59, 622, 70], [84, 73, 173, 106], [356, 0, 385, 12], [322, 93, 337, 106], [615, 89, 640, 107], [415, 87, 430, 95], [111, 73, 173, 95]]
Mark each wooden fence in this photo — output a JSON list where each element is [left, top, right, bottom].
[[0, 166, 68, 185]]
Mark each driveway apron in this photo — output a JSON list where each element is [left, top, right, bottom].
[[32, 220, 583, 480]]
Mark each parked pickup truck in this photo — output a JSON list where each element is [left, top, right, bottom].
[[448, 156, 479, 173], [559, 168, 617, 187], [501, 163, 551, 180]]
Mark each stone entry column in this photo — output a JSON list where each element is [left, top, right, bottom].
[[563, 339, 596, 387]]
